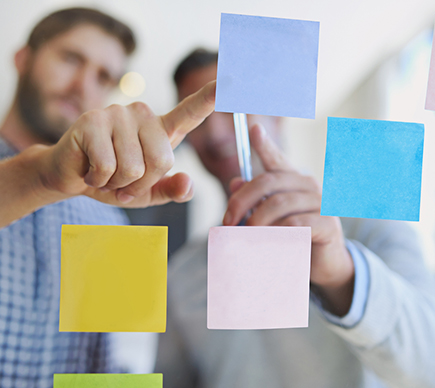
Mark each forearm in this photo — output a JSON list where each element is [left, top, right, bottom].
[[0, 145, 69, 227]]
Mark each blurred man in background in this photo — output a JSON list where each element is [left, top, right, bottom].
[[0, 10, 215, 386], [155, 48, 435, 388]]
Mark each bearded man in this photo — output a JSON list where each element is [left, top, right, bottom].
[[0, 9, 215, 387]]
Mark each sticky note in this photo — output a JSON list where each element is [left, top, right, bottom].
[[321, 117, 424, 221], [425, 27, 435, 110], [215, 13, 319, 118], [53, 373, 163, 387], [60, 225, 167, 332], [207, 226, 311, 330]]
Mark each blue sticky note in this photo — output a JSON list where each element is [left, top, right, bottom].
[[215, 13, 319, 118], [321, 117, 424, 221]]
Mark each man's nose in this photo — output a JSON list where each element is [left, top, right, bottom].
[[70, 67, 100, 105]]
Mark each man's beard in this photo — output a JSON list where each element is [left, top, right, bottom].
[[16, 72, 72, 144]]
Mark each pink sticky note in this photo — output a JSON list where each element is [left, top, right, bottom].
[[426, 27, 435, 111], [207, 226, 311, 330]]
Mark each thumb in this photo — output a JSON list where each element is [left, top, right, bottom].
[[250, 123, 292, 172], [150, 172, 194, 205]]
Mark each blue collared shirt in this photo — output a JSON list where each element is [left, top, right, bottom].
[[0, 139, 128, 387]]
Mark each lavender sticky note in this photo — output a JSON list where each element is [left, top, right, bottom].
[[321, 117, 424, 221], [425, 27, 435, 110], [215, 13, 319, 118], [207, 226, 311, 330]]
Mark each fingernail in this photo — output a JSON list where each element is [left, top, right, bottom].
[[118, 192, 135, 204], [181, 182, 194, 200], [223, 211, 232, 225], [99, 187, 110, 193]]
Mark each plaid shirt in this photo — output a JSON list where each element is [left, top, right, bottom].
[[0, 139, 128, 387]]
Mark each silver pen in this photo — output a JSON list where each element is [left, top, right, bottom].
[[233, 113, 252, 223], [233, 113, 252, 182]]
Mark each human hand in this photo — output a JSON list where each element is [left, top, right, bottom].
[[36, 81, 216, 208], [223, 124, 355, 316]]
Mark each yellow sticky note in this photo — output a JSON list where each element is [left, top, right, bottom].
[[59, 225, 167, 332]]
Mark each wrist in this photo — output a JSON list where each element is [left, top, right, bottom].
[[20, 144, 71, 204], [312, 246, 355, 317], [0, 145, 72, 228]]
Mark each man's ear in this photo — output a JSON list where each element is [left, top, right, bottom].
[[14, 46, 32, 75]]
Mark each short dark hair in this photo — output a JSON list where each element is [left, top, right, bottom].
[[173, 48, 218, 87], [27, 7, 136, 55]]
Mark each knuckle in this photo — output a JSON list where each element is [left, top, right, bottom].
[[119, 163, 145, 180], [95, 161, 117, 177], [107, 103, 126, 115], [80, 109, 108, 127], [269, 193, 286, 208], [129, 101, 154, 119], [147, 152, 174, 173], [161, 152, 175, 171], [257, 172, 275, 187], [106, 104, 129, 122]]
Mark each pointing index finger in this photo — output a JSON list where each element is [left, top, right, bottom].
[[161, 80, 216, 149]]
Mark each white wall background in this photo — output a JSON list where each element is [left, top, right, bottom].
[[1, 0, 435, 116]]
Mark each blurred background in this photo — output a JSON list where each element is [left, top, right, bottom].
[[2, 0, 435, 374]]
